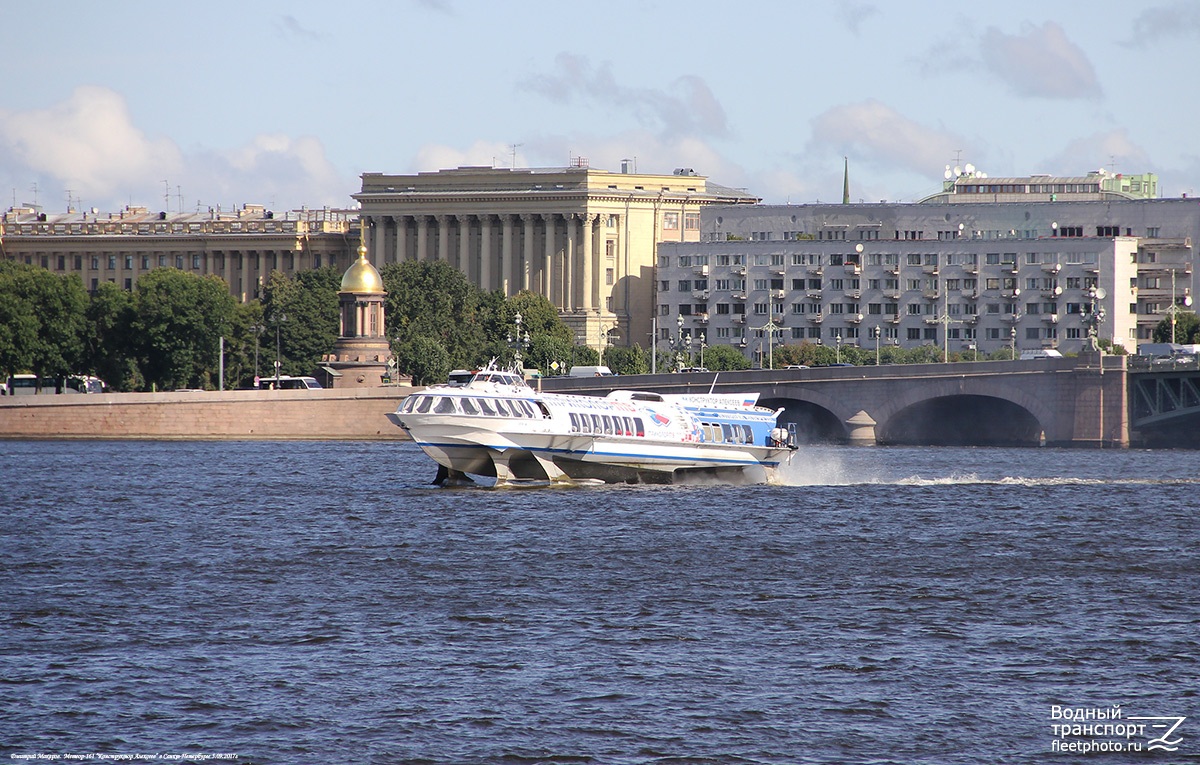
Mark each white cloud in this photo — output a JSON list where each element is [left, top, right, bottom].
[[1041, 129, 1153, 177], [521, 53, 730, 139], [0, 86, 353, 213], [837, 1, 880, 34], [0, 85, 183, 206], [808, 99, 962, 176], [980, 21, 1101, 99]]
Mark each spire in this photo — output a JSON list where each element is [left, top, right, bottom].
[[842, 156, 850, 204]]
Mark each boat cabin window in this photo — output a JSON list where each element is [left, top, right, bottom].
[[630, 392, 664, 402], [433, 397, 457, 414], [415, 396, 435, 414], [478, 398, 497, 416], [460, 398, 479, 415], [634, 417, 645, 437], [493, 399, 512, 417]]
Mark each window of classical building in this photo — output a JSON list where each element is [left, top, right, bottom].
[[663, 212, 679, 230]]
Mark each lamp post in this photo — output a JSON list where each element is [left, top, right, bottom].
[[250, 322, 264, 386], [673, 314, 687, 372], [835, 332, 843, 364], [756, 318, 781, 369], [507, 311, 529, 368], [1009, 326, 1017, 360], [872, 326, 881, 366], [272, 311, 287, 386], [697, 331, 707, 369], [1166, 269, 1193, 343], [968, 340, 977, 361], [1084, 285, 1107, 352]]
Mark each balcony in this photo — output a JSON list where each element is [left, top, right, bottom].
[[693, 265, 709, 276], [963, 264, 979, 274], [770, 266, 786, 276], [923, 265, 940, 275], [845, 289, 862, 299], [771, 289, 787, 299], [692, 289, 710, 300], [1042, 286, 1063, 297], [1042, 263, 1062, 273], [964, 314, 980, 324], [1003, 289, 1022, 299], [696, 313, 710, 324], [887, 314, 902, 324], [923, 289, 941, 300], [886, 265, 901, 275], [731, 265, 746, 275], [846, 263, 862, 275], [808, 314, 824, 323], [731, 291, 747, 300], [806, 290, 823, 299], [883, 290, 901, 300], [1002, 313, 1022, 324], [733, 314, 747, 325], [1042, 314, 1059, 324], [808, 265, 824, 275], [847, 313, 864, 324]]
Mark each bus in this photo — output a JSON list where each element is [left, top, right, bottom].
[[3, 374, 107, 395]]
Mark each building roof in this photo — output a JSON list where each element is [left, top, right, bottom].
[[340, 244, 384, 294]]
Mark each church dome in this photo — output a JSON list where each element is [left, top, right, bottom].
[[340, 244, 385, 294]]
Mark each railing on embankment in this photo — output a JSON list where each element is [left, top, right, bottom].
[[0, 387, 415, 440]]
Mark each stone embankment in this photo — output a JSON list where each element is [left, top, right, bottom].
[[0, 387, 414, 440]]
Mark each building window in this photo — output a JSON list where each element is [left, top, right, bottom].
[[663, 212, 679, 230], [606, 268, 614, 286], [684, 212, 700, 230]]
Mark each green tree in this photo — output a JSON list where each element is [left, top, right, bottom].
[[226, 301, 266, 387], [0, 261, 87, 383], [703, 344, 752, 371], [84, 281, 138, 391], [525, 334, 574, 376], [393, 335, 451, 386], [381, 260, 485, 368], [133, 269, 235, 390], [1152, 311, 1199, 344], [261, 267, 340, 377], [604, 344, 648, 375]]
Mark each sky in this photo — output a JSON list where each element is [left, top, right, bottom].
[[2, 0, 1199, 216]]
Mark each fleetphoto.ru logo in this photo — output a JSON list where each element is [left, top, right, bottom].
[[1050, 705, 1187, 754]]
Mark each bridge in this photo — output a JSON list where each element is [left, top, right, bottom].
[[542, 352, 1200, 448]]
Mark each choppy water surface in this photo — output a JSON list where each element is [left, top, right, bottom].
[[2, 441, 1197, 764]]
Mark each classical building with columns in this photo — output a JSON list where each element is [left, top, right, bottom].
[[0, 203, 355, 302], [353, 163, 758, 350]]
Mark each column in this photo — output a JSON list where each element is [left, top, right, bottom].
[[415, 216, 429, 262], [521, 214, 535, 292], [542, 213, 557, 305], [500, 214, 515, 295], [584, 213, 600, 311], [564, 214, 577, 311], [479, 215, 493, 291], [457, 215, 473, 281], [436, 215, 451, 263]]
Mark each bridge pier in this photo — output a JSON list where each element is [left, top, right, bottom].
[[845, 410, 877, 445], [1063, 352, 1129, 448]]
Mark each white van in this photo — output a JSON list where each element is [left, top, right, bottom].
[[568, 365, 614, 377], [1019, 349, 1063, 360]]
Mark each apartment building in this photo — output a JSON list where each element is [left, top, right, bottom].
[[658, 171, 1199, 360]]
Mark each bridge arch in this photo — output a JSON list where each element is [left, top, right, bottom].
[[759, 395, 846, 443], [869, 376, 1055, 446]]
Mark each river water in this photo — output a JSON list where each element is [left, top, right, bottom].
[[2, 441, 1197, 764]]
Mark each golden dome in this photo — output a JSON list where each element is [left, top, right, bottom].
[[340, 244, 385, 294]]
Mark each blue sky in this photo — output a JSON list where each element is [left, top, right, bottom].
[[2, 0, 1198, 215]]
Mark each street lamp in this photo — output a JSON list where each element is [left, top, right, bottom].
[[696, 331, 707, 369], [757, 318, 781, 369], [1166, 269, 1193, 343], [673, 314, 687, 372], [835, 332, 843, 364], [272, 311, 287, 386], [872, 326, 881, 366], [1084, 286, 1107, 352], [507, 311, 529, 368], [250, 322, 264, 386], [1009, 326, 1017, 360]]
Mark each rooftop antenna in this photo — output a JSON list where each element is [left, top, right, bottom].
[[162, 180, 170, 212], [177, 186, 183, 213], [30, 182, 39, 206], [510, 143, 522, 169], [65, 188, 73, 212]]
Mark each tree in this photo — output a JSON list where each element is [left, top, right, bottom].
[[132, 269, 235, 390], [393, 335, 451, 386], [703, 344, 752, 371], [1152, 311, 1199, 344], [261, 267, 340, 377], [381, 260, 485, 368], [0, 261, 87, 384], [604, 344, 648, 376], [85, 281, 139, 391], [525, 334, 574, 376]]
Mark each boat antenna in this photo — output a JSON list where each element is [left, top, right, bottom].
[[708, 372, 719, 395]]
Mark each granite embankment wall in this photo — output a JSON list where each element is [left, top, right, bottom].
[[0, 387, 415, 440]]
